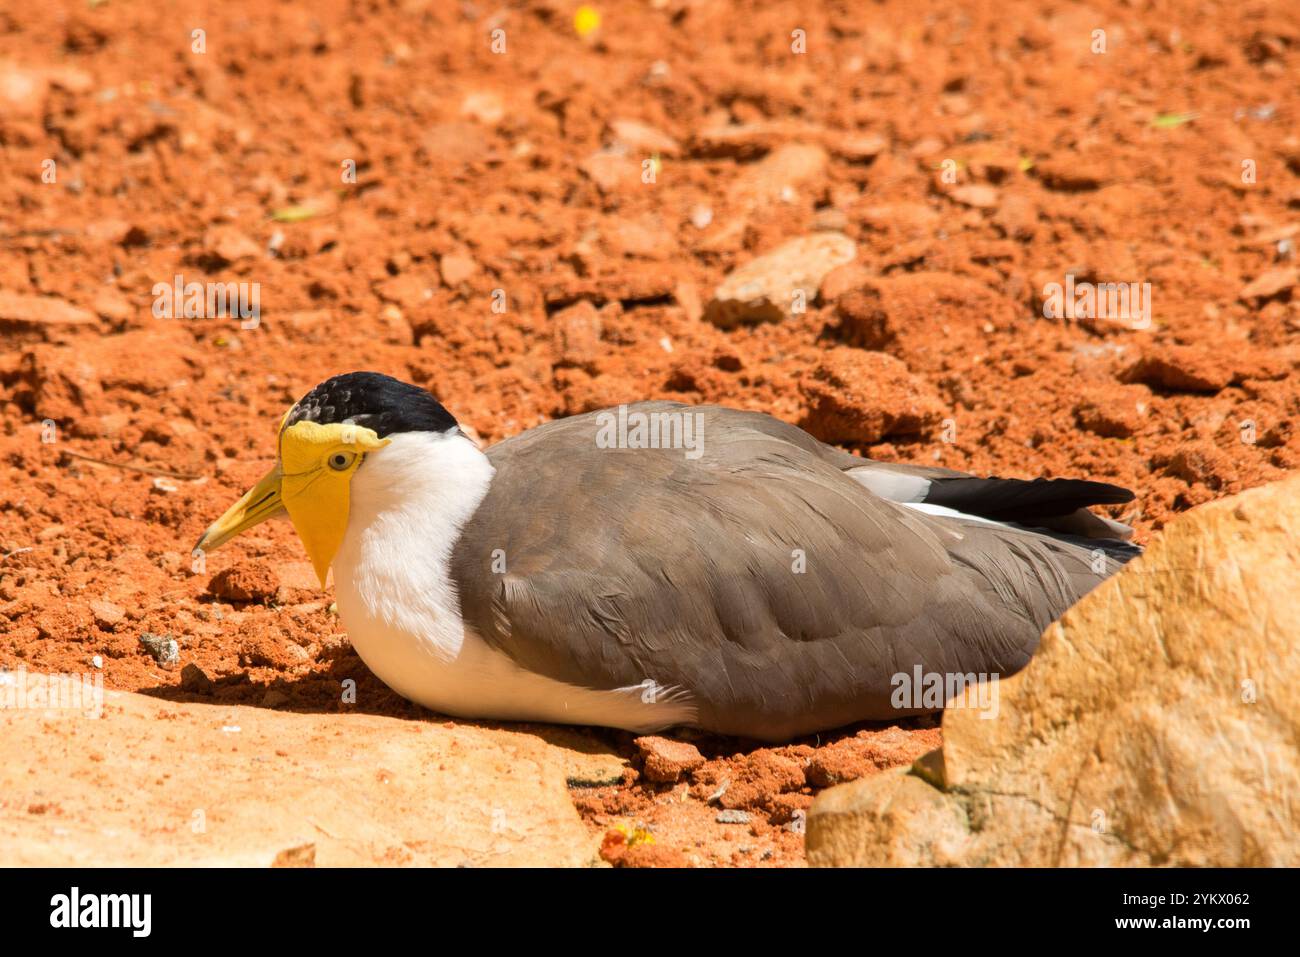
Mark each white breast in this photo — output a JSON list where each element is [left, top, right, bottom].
[[331, 429, 695, 732]]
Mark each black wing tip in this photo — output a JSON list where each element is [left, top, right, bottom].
[[926, 475, 1137, 521], [1068, 479, 1136, 505]]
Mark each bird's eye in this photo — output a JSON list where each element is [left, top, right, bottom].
[[327, 451, 356, 471]]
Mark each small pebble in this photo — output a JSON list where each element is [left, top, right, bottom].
[[716, 809, 751, 825], [139, 632, 179, 667], [689, 205, 713, 229]]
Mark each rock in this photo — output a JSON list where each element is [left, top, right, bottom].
[[85, 219, 145, 246], [690, 121, 821, 159], [460, 90, 505, 125], [799, 348, 945, 443], [807, 475, 1300, 866], [0, 291, 97, 327], [835, 272, 1017, 354], [92, 289, 134, 324], [551, 300, 604, 371], [716, 809, 752, 824], [579, 148, 637, 193], [89, 600, 125, 630], [138, 633, 179, 667], [859, 203, 940, 237], [818, 263, 872, 304], [947, 184, 999, 209], [180, 663, 214, 695], [17, 330, 199, 426], [1154, 441, 1236, 491], [991, 194, 1039, 240], [804, 726, 940, 788], [1240, 267, 1298, 302], [806, 766, 970, 866], [1073, 386, 1149, 439], [207, 562, 281, 603], [375, 274, 435, 309], [674, 280, 703, 323], [727, 142, 828, 209], [634, 735, 705, 783], [706, 233, 856, 327], [439, 253, 478, 287], [603, 215, 676, 259], [608, 118, 680, 157], [690, 750, 807, 814], [812, 207, 849, 232], [271, 843, 316, 867], [202, 225, 262, 264], [0, 683, 599, 866], [830, 132, 887, 162], [1120, 347, 1233, 394], [0, 62, 49, 117]]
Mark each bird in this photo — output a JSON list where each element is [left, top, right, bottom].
[[195, 371, 1138, 742]]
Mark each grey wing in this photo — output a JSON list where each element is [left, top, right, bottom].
[[449, 403, 1124, 741], [672, 404, 1137, 542]]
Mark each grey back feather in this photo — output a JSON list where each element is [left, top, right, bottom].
[[449, 403, 1130, 741]]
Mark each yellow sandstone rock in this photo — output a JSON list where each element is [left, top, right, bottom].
[[808, 474, 1300, 866], [1, 684, 605, 867]]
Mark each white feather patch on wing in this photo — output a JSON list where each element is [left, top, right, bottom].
[[845, 467, 931, 503]]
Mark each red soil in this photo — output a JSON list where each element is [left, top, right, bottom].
[[1, 0, 1298, 866]]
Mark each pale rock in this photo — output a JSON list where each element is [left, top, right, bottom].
[[830, 132, 887, 162], [375, 274, 435, 309], [634, 735, 705, 783], [1240, 267, 1297, 301], [691, 121, 823, 159], [439, 253, 479, 287], [92, 289, 134, 324], [580, 148, 637, 193], [608, 118, 680, 157], [1, 684, 601, 866], [0, 291, 96, 326], [460, 91, 505, 125], [706, 233, 856, 327], [0, 62, 49, 117], [947, 184, 999, 209], [674, 280, 703, 323], [89, 600, 125, 630], [807, 475, 1300, 866], [727, 142, 828, 209], [202, 225, 262, 264], [818, 263, 872, 304]]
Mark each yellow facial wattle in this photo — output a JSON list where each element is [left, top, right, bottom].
[[195, 419, 390, 588]]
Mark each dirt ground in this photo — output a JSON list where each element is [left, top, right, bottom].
[[1, 1, 1298, 867]]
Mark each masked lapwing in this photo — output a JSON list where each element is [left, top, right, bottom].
[[196, 371, 1137, 742]]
